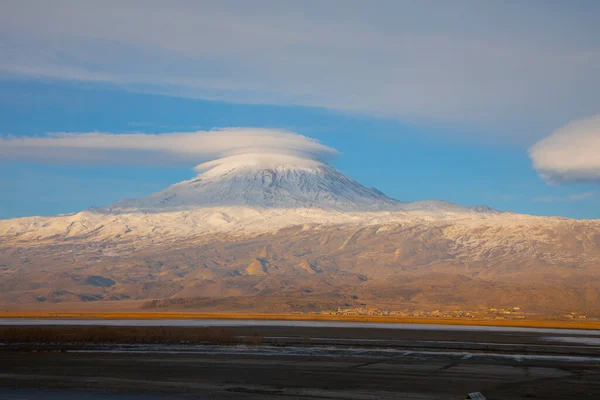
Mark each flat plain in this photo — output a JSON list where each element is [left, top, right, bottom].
[[2, 320, 600, 399]]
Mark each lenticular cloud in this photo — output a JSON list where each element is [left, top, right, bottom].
[[530, 115, 600, 184], [0, 128, 338, 170]]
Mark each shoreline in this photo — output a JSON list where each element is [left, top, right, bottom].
[[1, 311, 599, 330]]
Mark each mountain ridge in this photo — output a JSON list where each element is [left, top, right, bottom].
[[101, 158, 495, 214], [2, 155, 598, 317]]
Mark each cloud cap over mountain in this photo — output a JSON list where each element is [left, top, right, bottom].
[[530, 115, 600, 184], [0, 128, 338, 170]]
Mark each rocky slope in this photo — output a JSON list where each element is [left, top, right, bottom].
[[0, 156, 598, 316]]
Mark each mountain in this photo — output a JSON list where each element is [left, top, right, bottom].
[[103, 157, 493, 214], [1, 155, 598, 317], [0, 158, 496, 243], [105, 161, 404, 212]]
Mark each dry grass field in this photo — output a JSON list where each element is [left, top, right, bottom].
[[2, 311, 600, 330]]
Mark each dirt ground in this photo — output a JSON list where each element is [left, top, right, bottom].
[[2, 348, 600, 399], [2, 324, 600, 399]]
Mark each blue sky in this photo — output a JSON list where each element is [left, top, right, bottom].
[[1, 79, 597, 219], [0, 1, 599, 219]]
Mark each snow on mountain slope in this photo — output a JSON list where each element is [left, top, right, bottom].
[[0, 153, 500, 245], [3, 132, 599, 314], [103, 154, 492, 214], [105, 154, 403, 212]]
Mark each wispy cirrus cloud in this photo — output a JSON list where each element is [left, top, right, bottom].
[[1, 1, 600, 140], [533, 191, 599, 203], [569, 191, 598, 200]]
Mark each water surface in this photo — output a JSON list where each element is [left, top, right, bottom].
[[1, 318, 599, 335]]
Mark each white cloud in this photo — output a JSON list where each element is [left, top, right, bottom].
[[0, 128, 338, 170], [1, 1, 600, 140], [529, 115, 600, 184]]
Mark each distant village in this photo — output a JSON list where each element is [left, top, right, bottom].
[[294, 306, 589, 321]]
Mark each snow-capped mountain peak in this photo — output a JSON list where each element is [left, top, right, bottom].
[[103, 153, 495, 214], [106, 154, 404, 212]]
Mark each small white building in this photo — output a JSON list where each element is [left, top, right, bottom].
[[465, 392, 486, 400]]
